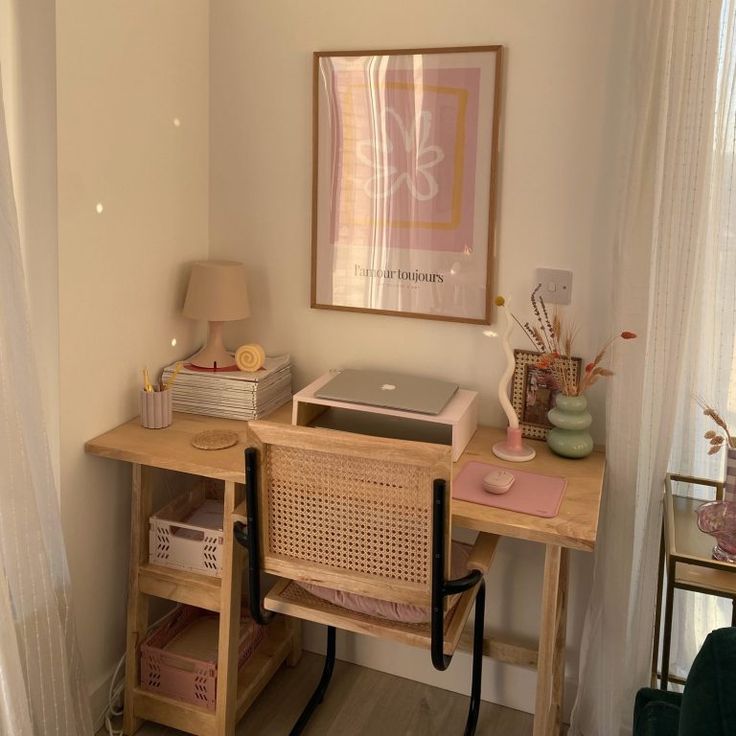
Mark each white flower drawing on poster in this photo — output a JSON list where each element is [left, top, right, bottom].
[[356, 108, 445, 201]]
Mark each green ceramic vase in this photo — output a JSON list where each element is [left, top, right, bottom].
[[547, 394, 594, 459]]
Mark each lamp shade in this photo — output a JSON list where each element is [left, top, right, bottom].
[[182, 260, 250, 322]]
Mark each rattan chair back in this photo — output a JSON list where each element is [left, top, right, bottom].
[[247, 421, 452, 607]]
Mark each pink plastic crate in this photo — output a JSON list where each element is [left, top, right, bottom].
[[140, 605, 264, 710]]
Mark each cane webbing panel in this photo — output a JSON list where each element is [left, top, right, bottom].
[[264, 444, 433, 586]]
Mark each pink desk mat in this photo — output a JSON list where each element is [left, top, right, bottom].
[[453, 461, 567, 518]]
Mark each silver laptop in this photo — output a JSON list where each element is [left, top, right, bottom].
[[315, 369, 458, 416]]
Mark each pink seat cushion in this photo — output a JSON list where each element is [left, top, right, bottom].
[[296, 541, 472, 624]]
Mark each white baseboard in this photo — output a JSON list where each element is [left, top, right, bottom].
[[89, 658, 123, 733], [302, 623, 578, 722]]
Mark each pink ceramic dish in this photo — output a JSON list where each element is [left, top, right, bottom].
[[696, 500, 736, 563]]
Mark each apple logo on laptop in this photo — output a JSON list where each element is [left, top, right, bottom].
[[381, 383, 397, 391]]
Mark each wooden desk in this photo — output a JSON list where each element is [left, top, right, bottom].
[[86, 406, 605, 736]]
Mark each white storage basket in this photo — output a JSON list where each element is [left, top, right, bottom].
[[149, 482, 224, 577]]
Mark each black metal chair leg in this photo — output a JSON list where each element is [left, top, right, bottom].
[[464, 580, 486, 736], [290, 626, 337, 735]]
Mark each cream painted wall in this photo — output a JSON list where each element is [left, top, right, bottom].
[[0, 0, 59, 481], [56, 1, 209, 719], [210, 0, 628, 715]]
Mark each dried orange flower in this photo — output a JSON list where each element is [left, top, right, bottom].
[[497, 283, 634, 396]]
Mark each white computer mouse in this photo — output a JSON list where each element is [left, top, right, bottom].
[[482, 469, 515, 494]]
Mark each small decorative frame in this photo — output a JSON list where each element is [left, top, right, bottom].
[[311, 46, 503, 324], [512, 350, 582, 440]]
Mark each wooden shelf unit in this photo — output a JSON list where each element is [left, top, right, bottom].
[[129, 618, 294, 736], [112, 460, 299, 736], [138, 564, 222, 612]]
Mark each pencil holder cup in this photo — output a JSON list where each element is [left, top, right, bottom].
[[139, 389, 172, 429]]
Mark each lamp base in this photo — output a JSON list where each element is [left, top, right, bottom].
[[187, 346, 237, 370], [188, 321, 237, 370], [185, 361, 240, 373], [492, 427, 536, 463]]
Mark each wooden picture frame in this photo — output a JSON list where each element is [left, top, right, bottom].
[[311, 46, 503, 324], [512, 350, 582, 440]]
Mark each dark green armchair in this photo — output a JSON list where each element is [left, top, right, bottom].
[[634, 627, 736, 736]]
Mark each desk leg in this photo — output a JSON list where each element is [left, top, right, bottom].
[[534, 545, 568, 736], [215, 480, 244, 736], [287, 618, 303, 667], [123, 464, 151, 736]]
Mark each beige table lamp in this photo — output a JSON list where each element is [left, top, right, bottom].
[[182, 260, 250, 370]]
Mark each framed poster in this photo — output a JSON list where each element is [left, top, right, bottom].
[[311, 46, 503, 324], [511, 350, 582, 440]]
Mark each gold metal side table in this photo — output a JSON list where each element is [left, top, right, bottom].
[[652, 473, 736, 690]]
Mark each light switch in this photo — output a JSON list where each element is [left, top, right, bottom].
[[535, 268, 572, 305]]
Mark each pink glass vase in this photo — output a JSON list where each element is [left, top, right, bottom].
[[696, 500, 736, 563], [725, 446, 736, 504]]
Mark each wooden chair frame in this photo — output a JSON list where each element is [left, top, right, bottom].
[[234, 423, 498, 735]]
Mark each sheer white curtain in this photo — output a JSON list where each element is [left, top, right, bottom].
[[570, 1, 727, 734], [0, 70, 93, 735], [667, 0, 736, 684]]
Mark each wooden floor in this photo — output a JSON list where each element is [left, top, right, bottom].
[[107, 653, 545, 735]]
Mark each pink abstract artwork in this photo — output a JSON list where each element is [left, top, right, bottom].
[[313, 47, 502, 323], [328, 67, 481, 253]]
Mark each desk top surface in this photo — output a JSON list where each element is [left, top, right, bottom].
[[86, 404, 605, 552]]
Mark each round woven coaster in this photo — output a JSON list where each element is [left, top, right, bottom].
[[191, 429, 239, 451]]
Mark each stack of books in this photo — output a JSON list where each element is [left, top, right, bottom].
[[161, 354, 292, 421]]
